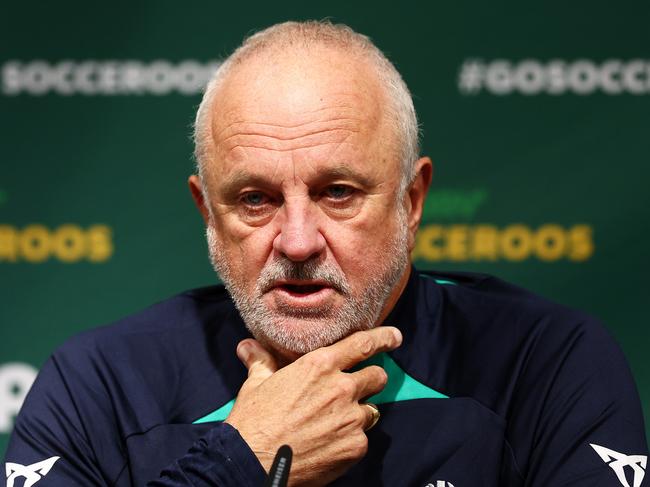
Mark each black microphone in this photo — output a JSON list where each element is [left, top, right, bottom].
[[263, 444, 292, 487]]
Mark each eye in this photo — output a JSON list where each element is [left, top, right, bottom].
[[241, 191, 268, 206], [323, 185, 354, 199], [237, 190, 277, 224]]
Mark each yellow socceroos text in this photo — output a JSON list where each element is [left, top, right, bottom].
[[0, 224, 113, 263], [412, 224, 594, 262]]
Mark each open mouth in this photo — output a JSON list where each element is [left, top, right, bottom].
[[267, 281, 337, 309], [278, 283, 328, 295]]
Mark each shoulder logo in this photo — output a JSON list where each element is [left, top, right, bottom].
[[5, 456, 60, 487], [590, 443, 646, 487]]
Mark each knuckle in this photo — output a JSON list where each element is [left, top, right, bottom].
[[304, 349, 333, 370], [349, 434, 368, 458], [335, 375, 357, 397], [351, 333, 374, 357], [355, 406, 368, 425]]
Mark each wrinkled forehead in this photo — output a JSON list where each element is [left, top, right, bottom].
[[208, 45, 396, 159]]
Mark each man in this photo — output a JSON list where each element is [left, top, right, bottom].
[[4, 20, 648, 487]]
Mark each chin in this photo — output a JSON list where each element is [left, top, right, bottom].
[[250, 314, 356, 356]]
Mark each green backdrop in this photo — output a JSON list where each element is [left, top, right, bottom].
[[1, 0, 649, 456]]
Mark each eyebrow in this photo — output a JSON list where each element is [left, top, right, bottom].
[[220, 172, 272, 192], [219, 164, 376, 193], [312, 165, 375, 187]]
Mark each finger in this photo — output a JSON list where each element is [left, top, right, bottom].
[[349, 365, 388, 400], [326, 326, 402, 371], [237, 339, 278, 380]]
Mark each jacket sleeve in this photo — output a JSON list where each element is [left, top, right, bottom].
[[3, 353, 123, 485], [506, 314, 649, 486], [3, 350, 266, 487], [147, 423, 266, 486]]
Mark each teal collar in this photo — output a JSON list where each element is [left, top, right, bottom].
[[193, 352, 447, 424]]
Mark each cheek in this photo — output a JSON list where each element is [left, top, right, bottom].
[[324, 212, 400, 276], [212, 214, 276, 281]]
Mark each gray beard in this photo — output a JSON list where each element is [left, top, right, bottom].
[[206, 209, 409, 355]]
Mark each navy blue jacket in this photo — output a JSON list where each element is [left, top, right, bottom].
[[4, 268, 648, 486]]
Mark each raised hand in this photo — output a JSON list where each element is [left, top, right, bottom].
[[225, 326, 402, 486]]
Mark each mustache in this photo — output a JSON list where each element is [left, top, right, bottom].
[[257, 258, 351, 295]]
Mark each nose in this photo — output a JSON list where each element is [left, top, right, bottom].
[[273, 199, 326, 262]]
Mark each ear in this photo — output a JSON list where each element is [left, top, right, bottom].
[[405, 157, 433, 251], [188, 175, 210, 225]]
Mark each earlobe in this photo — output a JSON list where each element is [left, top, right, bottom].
[[188, 175, 210, 225], [407, 157, 433, 246]]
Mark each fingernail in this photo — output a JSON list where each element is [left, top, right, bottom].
[[238, 342, 251, 362], [392, 327, 403, 345]]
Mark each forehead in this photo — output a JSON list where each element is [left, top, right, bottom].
[[206, 46, 399, 180], [216, 45, 383, 124]]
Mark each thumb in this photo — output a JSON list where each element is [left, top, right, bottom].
[[237, 339, 278, 381]]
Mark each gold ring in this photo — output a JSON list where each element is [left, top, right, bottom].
[[363, 402, 380, 431]]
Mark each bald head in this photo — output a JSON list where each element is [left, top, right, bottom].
[[210, 45, 391, 186], [193, 20, 420, 193]]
